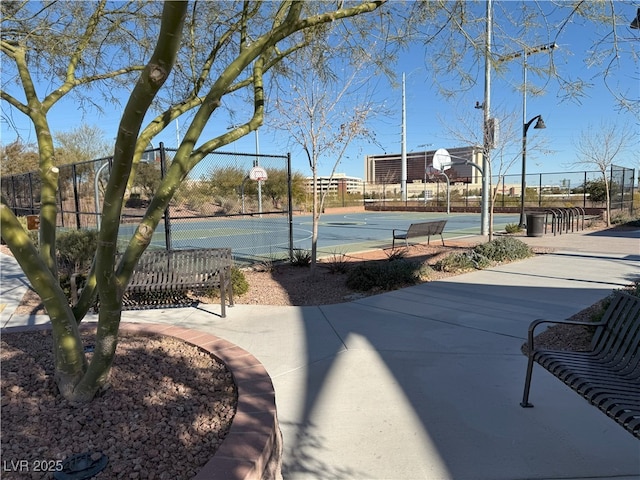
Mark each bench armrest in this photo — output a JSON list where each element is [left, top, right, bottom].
[[392, 229, 407, 237], [525, 318, 607, 355]]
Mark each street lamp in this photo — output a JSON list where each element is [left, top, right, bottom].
[[496, 42, 555, 228], [519, 115, 546, 228]]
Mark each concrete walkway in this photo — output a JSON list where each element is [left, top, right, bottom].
[[2, 228, 639, 479]]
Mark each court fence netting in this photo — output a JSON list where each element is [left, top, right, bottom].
[[2, 143, 294, 265]]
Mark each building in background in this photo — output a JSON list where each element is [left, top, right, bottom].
[[364, 146, 484, 198], [304, 173, 364, 196]]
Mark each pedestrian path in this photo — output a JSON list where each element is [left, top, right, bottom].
[[2, 227, 639, 479]]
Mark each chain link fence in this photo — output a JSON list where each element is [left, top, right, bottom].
[[1, 144, 293, 265], [610, 164, 635, 212], [2, 151, 635, 262]]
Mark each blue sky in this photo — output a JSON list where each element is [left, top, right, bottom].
[[2, 2, 638, 180]]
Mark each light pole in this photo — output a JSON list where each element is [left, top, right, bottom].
[[417, 143, 433, 206], [496, 42, 555, 228], [480, 0, 493, 236], [519, 114, 546, 227]]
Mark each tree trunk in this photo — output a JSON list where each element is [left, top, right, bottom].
[[310, 171, 318, 277]]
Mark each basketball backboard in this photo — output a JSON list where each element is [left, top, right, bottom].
[[432, 148, 452, 171]]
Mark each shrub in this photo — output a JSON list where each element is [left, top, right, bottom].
[[346, 259, 421, 292], [291, 248, 311, 267], [205, 266, 248, 298], [231, 266, 249, 296], [504, 223, 522, 234], [325, 251, 350, 274], [610, 212, 640, 227], [385, 248, 407, 261], [434, 251, 490, 273], [473, 237, 532, 262], [57, 229, 98, 274]]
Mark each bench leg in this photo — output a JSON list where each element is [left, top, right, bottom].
[[220, 273, 227, 318], [520, 354, 535, 408], [440, 234, 445, 246]]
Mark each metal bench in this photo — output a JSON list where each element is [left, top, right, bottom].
[[392, 220, 447, 249], [121, 248, 234, 317], [520, 291, 640, 438]]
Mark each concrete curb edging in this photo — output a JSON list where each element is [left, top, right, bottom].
[[1, 322, 283, 480]]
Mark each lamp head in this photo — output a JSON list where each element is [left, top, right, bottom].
[[632, 8, 640, 29], [533, 116, 546, 129]]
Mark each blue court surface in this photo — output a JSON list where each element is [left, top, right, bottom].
[[118, 212, 521, 263]]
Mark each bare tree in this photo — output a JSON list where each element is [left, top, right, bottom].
[[572, 121, 634, 226], [271, 38, 388, 275], [54, 125, 111, 165]]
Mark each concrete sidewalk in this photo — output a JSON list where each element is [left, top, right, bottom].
[[2, 228, 639, 479]]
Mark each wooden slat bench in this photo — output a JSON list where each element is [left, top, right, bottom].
[[520, 291, 640, 438], [392, 220, 447, 249], [121, 248, 234, 317]]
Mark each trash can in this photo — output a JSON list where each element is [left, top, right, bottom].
[[526, 213, 545, 237]]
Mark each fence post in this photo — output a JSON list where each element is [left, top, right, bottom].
[[71, 164, 82, 229], [27, 173, 35, 216], [287, 153, 293, 262], [159, 143, 172, 251], [538, 174, 542, 207]]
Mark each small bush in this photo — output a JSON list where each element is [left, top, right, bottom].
[[473, 237, 532, 262], [611, 212, 640, 227], [504, 223, 522, 234], [291, 248, 311, 267], [346, 259, 421, 292], [254, 258, 275, 273], [231, 266, 249, 296], [385, 248, 407, 261], [434, 251, 490, 273], [325, 251, 350, 274], [205, 266, 248, 298]]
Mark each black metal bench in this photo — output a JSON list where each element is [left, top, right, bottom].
[[392, 220, 447, 249], [520, 291, 640, 438], [121, 248, 234, 317]]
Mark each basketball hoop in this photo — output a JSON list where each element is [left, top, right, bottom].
[[249, 166, 268, 181], [432, 148, 452, 171]]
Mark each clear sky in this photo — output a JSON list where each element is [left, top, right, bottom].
[[2, 2, 638, 180]]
